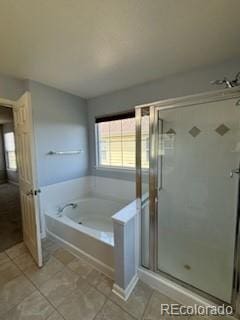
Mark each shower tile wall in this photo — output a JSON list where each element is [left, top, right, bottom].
[[158, 98, 240, 303]]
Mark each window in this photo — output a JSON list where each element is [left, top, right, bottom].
[[4, 132, 17, 170], [96, 113, 149, 169]]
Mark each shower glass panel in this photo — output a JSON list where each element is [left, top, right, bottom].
[[136, 108, 150, 268], [157, 98, 240, 303]]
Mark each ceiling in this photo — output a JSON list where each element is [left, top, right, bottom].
[[0, 0, 239, 98]]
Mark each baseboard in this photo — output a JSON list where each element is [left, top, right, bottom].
[[112, 274, 139, 301], [138, 267, 214, 307], [46, 229, 114, 279]]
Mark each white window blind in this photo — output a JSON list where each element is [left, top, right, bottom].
[[96, 114, 149, 169], [4, 132, 17, 170]]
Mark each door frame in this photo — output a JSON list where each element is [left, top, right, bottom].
[[0, 97, 17, 181], [0, 98, 16, 108], [136, 86, 240, 310], [0, 94, 42, 266]]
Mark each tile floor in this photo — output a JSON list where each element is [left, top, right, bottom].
[[0, 239, 230, 320], [0, 184, 22, 252]]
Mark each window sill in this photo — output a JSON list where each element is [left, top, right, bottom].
[[95, 166, 135, 173], [94, 165, 149, 173]]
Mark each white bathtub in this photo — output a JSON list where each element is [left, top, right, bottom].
[[41, 176, 135, 277], [46, 195, 128, 246]]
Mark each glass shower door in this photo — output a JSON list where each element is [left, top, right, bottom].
[[136, 107, 150, 268], [157, 97, 240, 303]]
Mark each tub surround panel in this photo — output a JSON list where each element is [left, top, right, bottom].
[[92, 176, 135, 201], [93, 168, 136, 182], [40, 176, 135, 214], [40, 176, 91, 212], [45, 216, 114, 275]]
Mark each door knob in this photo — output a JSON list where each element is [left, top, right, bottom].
[[26, 189, 41, 196], [26, 190, 34, 196], [230, 168, 240, 178]]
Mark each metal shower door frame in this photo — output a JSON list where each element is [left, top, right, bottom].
[[136, 86, 240, 310]]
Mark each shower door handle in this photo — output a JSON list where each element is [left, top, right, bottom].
[[230, 168, 240, 178]]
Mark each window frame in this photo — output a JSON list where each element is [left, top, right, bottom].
[[95, 113, 137, 171], [4, 132, 17, 171]]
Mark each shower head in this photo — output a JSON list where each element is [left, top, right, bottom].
[[231, 72, 240, 87], [210, 78, 233, 88], [211, 72, 240, 88]]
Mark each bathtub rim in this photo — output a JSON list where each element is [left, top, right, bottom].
[[44, 195, 135, 247]]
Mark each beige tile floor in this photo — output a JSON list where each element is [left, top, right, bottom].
[[0, 239, 230, 320]]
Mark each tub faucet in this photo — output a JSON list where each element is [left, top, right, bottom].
[[57, 203, 77, 216]]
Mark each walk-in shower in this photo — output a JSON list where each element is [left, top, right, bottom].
[[136, 87, 240, 312]]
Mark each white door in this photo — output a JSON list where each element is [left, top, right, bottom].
[[13, 92, 42, 267]]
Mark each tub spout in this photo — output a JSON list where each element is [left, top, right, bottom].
[[57, 203, 77, 216]]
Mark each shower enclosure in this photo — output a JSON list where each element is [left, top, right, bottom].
[[136, 87, 240, 308]]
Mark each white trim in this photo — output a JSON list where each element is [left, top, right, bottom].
[[96, 165, 136, 172], [1, 95, 42, 267], [6, 168, 17, 172], [94, 117, 149, 171], [135, 86, 240, 110], [0, 98, 16, 108], [94, 123, 100, 167], [112, 200, 137, 225], [94, 165, 149, 175], [46, 229, 114, 279], [138, 267, 215, 307], [112, 274, 139, 301], [15, 92, 43, 267]]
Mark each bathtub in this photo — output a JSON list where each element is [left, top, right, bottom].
[[46, 195, 128, 246], [41, 176, 135, 277]]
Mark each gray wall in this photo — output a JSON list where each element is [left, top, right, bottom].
[[1, 58, 240, 185], [2, 122, 19, 184], [0, 75, 90, 187], [0, 74, 26, 100], [87, 58, 240, 180], [28, 81, 89, 187]]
